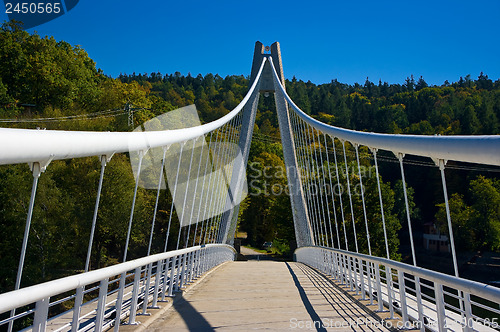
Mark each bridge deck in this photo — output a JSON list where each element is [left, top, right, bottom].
[[129, 259, 399, 331]]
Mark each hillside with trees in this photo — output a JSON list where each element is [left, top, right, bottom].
[[1, 21, 499, 299]]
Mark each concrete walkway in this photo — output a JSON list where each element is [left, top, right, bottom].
[[138, 260, 399, 331]]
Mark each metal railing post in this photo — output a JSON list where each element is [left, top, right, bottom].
[[95, 278, 109, 332], [32, 297, 49, 332], [142, 263, 152, 315], [129, 267, 141, 325], [160, 258, 170, 301], [463, 292, 473, 332], [71, 286, 84, 331], [435, 283, 447, 332], [151, 260, 162, 307], [113, 273, 126, 331], [168, 256, 176, 296], [415, 276, 425, 331], [375, 264, 383, 312], [386, 265, 395, 319], [398, 270, 409, 324], [359, 258, 366, 299]]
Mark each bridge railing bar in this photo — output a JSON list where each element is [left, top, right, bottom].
[[296, 246, 500, 332], [0, 244, 236, 331], [0, 59, 267, 166]]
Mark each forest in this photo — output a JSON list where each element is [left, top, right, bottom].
[[1, 21, 500, 297]]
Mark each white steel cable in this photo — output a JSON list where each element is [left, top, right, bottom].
[[292, 111, 318, 245], [163, 142, 185, 252], [317, 132, 335, 248], [177, 139, 197, 250], [0, 58, 268, 166], [303, 120, 322, 245], [214, 118, 238, 243], [188, 135, 206, 247], [311, 127, 327, 246], [438, 160, 459, 277], [290, 111, 316, 245], [398, 153, 417, 267], [85, 156, 108, 272], [342, 140, 359, 253], [196, 133, 214, 246], [147, 147, 169, 256], [267, 59, 500, 167], [324, 133, 341, 249], [355, 145, 371, 256], [331, 136, 349, 251], [123, 150, 145, 262], [371, 148, 390, 259], [311, 126, 329, 247]]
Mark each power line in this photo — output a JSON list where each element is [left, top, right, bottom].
[[0, 106, 151, 123]]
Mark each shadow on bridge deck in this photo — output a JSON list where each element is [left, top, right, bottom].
[[123, 259, 402, 332]]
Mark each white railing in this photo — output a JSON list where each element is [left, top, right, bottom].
[[296, 247, 500, 332], [0, 244, 235, 331], [269, 57, 500, 167], [0, 57, 266, 332], [0, 59, 267, 166]]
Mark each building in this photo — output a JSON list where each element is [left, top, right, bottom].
[[423, 222, 450, 253]]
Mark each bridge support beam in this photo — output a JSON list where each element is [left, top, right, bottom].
[[218, 43, 263, 244], [268, 43, 314, 248]]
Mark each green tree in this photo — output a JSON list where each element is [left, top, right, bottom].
[[435, 193, 475, 251], [469, 176, 500, 251]]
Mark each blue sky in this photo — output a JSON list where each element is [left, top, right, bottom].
[[2, 0, 499, 85]]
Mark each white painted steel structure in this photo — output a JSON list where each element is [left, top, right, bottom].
[[0, 56, 266, 332], [296, 247, 500, 332], [1, 43, 500, 332], [267, 58, 500, 332], [0, 59, 267, 166], [0, 245, 235, 331]]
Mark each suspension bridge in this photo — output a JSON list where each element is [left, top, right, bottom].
[[0, 41, 499, 331]]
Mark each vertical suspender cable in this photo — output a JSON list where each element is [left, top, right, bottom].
[[196, 133, 213, 246], [331, 136, 348, 251], [292, 111, 317, 245], [316, 130, 334, 248], [303, 120, 322, 245], [205, 128, 224, 244], [296, 115, 318, 245], [188, 135, 206, 247], [201, 130, 219, 244], [355, 144, 371, 255], [163, 142, 185, 252], [371, 148, 390, 259], [342, 140, 359, 253], [184, 137, 202, 247], [123, 150, 145, 262], [208, 126, 226, 244], [311, 126, 329, 247], [397, 153, 417, 266], [147, 147, 168, 256], [85, 156, 108, 272], [438, 160, 459, 277], [215, 118, 238, 243], [177, 138, 197, 250], [324, 133, 341, 249], [9, 162, 42, 332]]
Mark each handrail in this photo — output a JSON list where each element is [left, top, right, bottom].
[[269, 57, 500, 166], [0, 244, 236, 314], [0, 58, 267, 166], [295, 246, 500, 304]]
